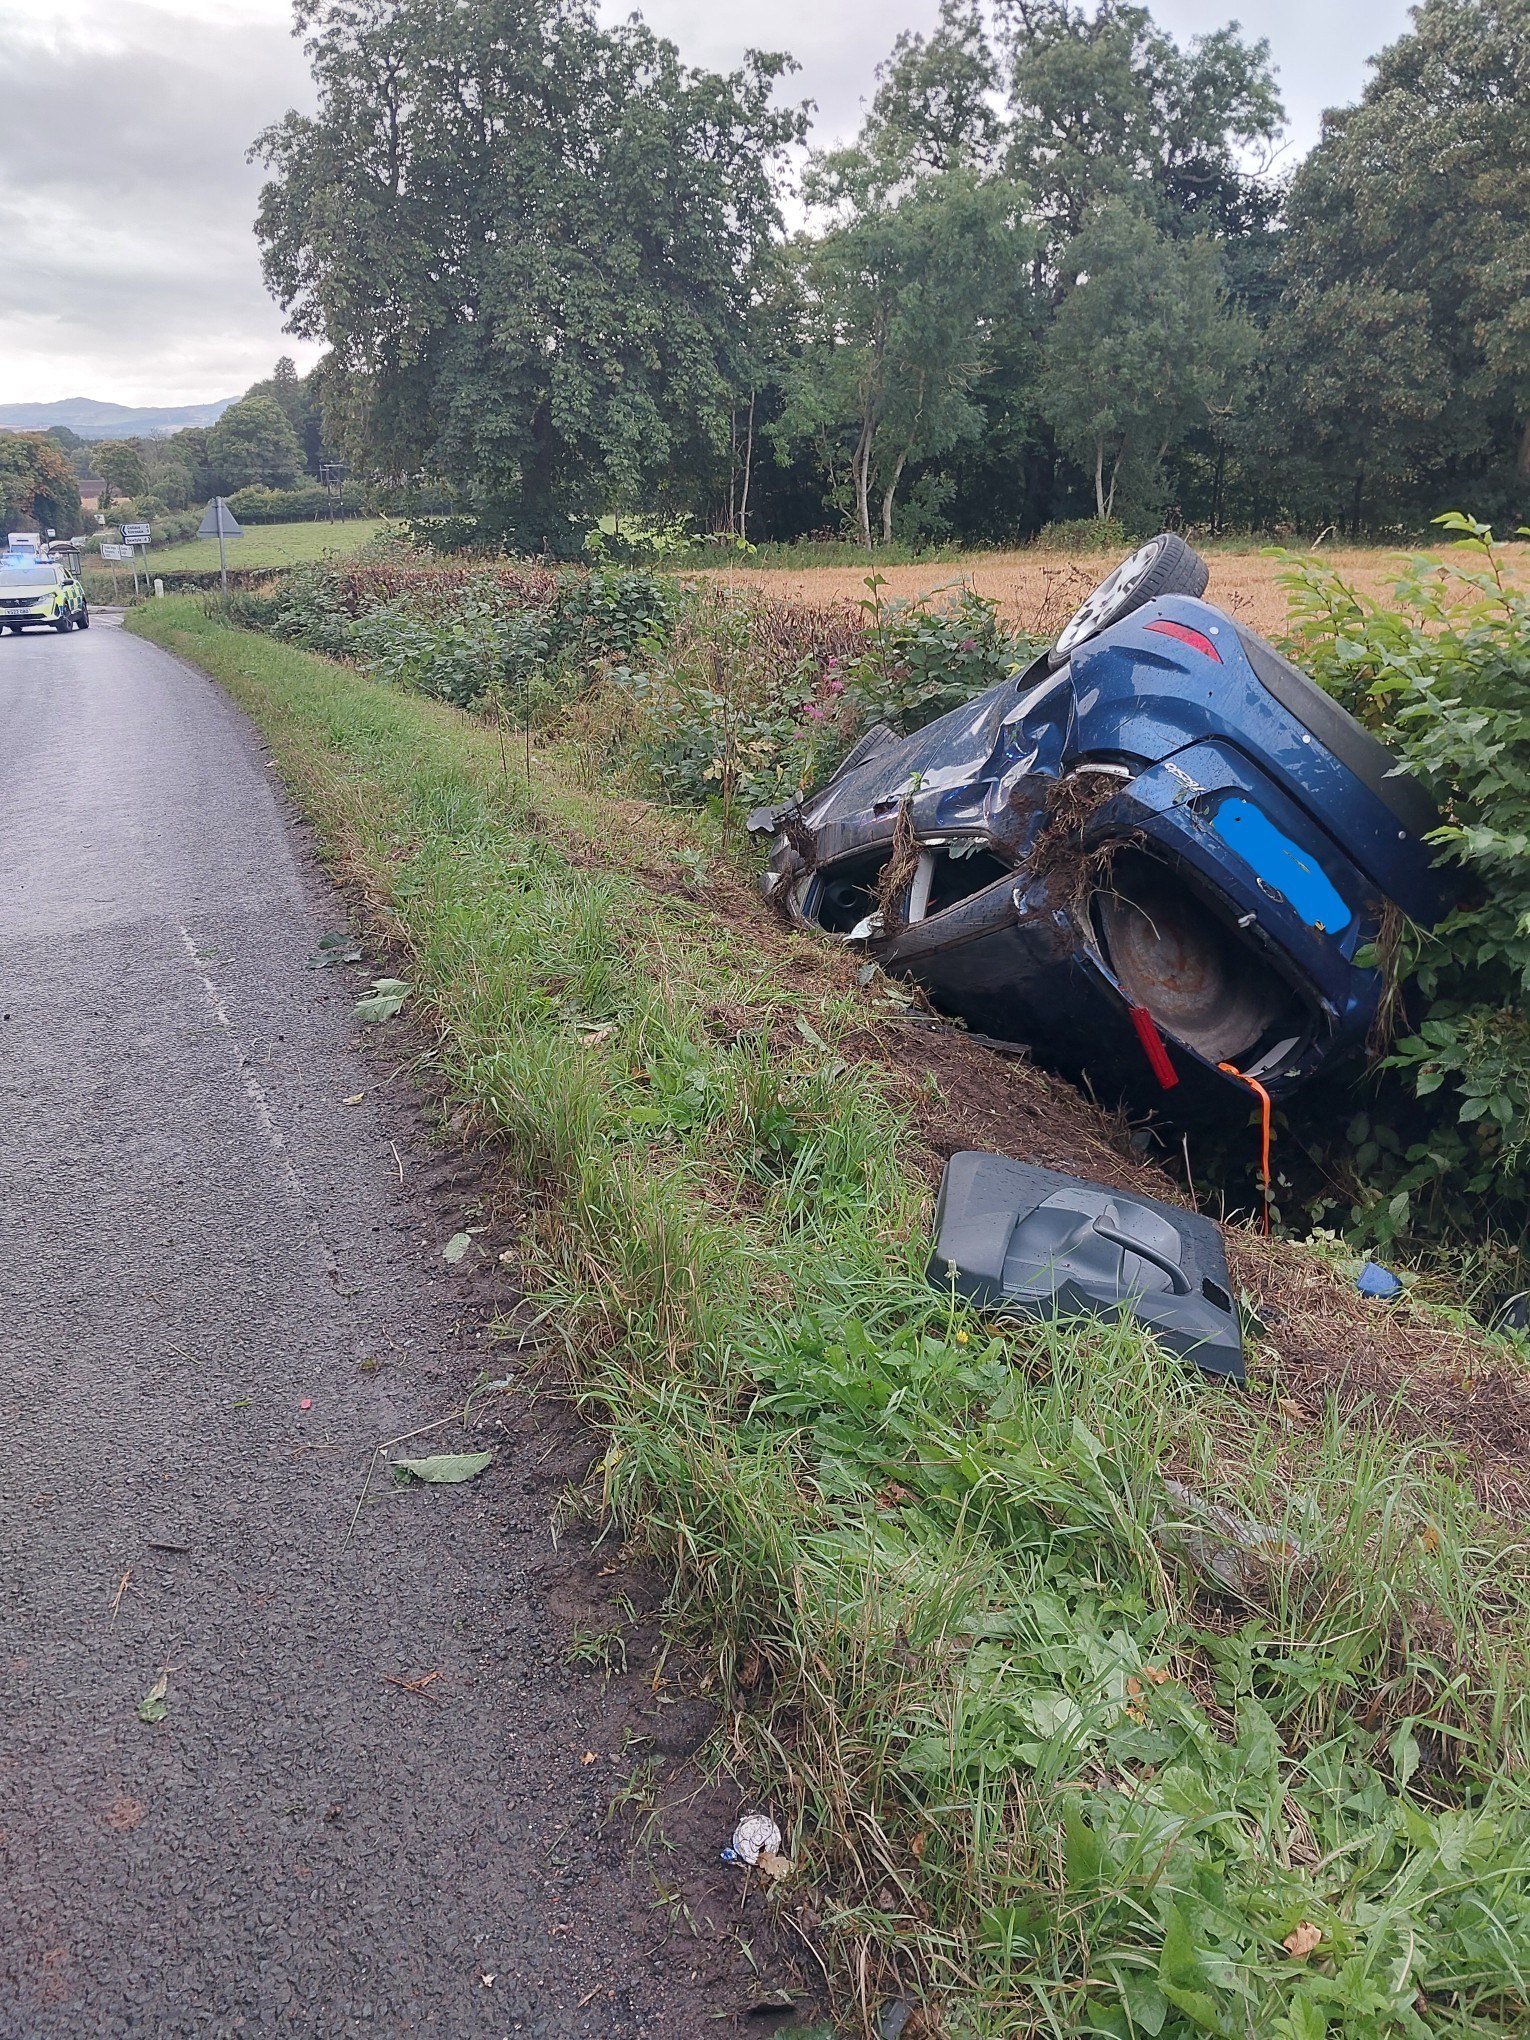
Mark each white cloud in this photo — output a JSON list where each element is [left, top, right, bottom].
[[0, 0, 1415, 407]]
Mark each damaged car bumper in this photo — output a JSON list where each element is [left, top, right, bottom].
[[756, 544, 1451, 1115]]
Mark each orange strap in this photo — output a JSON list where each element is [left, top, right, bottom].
[[1219, 1061, 1273, 1234]]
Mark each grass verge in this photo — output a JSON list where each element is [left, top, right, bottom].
[[132, 596, 1530, 2039], [100, 516, 391, 581]]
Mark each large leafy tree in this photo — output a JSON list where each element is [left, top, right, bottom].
[[93, 440, 147, 507], [1040, 199, 1251, 519], [786, 169, 1029, 547], [781, 4, 1031, 546], [999, 0, 1284, 258], [1262, 0, 1530, 528], [0, 434, 84, 534], [207, 395, 304, 492], [254, 0, 802, 550]]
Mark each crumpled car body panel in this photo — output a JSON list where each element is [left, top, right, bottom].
[[761, 594, 1450, 1111]]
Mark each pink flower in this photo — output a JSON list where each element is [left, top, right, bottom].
[[960, 637, 977, 651], [826, 657, 840, 669], [803, 703, 826, 722], [826, 677, 845, 695]]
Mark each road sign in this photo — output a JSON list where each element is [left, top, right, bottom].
[[122, 522, 151, 544], [101, 544, 133, 561], [198, 497, 243, 593], [196, 499, 243, 540]]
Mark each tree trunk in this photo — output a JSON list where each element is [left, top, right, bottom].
[[1102, 441, 1124, 521], [880, 373, 925, 546], [726, 406, 737, 535], [1517, 417, 1530, 481], [739, 390, 755, 542], [880, 449, 909, 546], [1211, 440, 1227, 538], [1351, 466, 1364, 538], [1094, 438, 1107, 520], [853, 414, 874, 549]]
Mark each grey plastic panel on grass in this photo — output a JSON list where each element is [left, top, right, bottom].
[[928, 1151, 1244, 1382]]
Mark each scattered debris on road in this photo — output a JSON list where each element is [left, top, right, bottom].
[[354, 977, 411, 1022], [390, 1450, 493, 1484], [136, 1671, 170, 1724], [380, 1668, 445, 1697]]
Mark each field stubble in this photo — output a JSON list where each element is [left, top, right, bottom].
[[697, 542, 1530, 642]]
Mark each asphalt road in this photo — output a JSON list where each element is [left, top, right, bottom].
[[0, 618, 723, 2037]]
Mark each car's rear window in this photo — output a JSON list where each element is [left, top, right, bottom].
[[1, 560, 63, 583]]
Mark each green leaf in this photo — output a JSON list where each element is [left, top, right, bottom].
[[392, 1451, 493, 1484], [137, 1672, 169, 1724], [355, 977, 411, 1022], [442, 1232, 473, 1264]]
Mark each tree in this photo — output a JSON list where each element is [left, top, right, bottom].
[[253, 0, 803, 551], [779, 7, 1031, 548], [242, 356, 321, 474], [858, 0, 1004, 177], [1261, 0, 1530, 528], [1001, 1, 1284, 259], [93, 440, 147, 508], [167, 428, 215, 502], [1040, 200, 1251, 519], [206, 395, 304, 491], [0, 434, 84, 534], [787, 169, 1029, 546]]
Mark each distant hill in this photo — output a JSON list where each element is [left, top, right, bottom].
[[0, 396, 238, 439]]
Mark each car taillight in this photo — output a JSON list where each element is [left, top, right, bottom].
[[1146, 619, 1222, 662]]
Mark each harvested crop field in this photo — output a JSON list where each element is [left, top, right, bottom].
[[696, 541, 1530, 641]]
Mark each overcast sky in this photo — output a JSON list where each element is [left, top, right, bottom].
[[0, 0, 1415, 408]]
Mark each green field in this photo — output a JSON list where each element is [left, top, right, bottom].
[[123, 517, 392, 575]]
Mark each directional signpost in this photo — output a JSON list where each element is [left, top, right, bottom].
[[197, 498, 243, 595], [100, 541, 132, 601], [120, 520, 151, 595]]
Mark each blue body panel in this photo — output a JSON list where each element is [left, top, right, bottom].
[[1067, 598, 1449, 924], [768, 587, 1449, 1113]]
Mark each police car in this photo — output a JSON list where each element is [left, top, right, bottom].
[[0, 533, 90, 634]]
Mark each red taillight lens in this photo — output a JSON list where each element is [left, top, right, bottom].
[[1145, 618, 1222, 662]]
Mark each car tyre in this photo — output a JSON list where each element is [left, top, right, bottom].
[[1048, 533, 1209, 669], [78, 607, 91, 629], [54, 617, 72, 632]]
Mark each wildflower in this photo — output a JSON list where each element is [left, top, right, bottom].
[[803, 703, 826, 723], [959, 637, 977, 651], [826, 677, 845, 695]]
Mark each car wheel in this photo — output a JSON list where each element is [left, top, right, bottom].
[[54, 616, 72, 632], [78, 607, 91, 629], [1048, 533, 1209, 668]]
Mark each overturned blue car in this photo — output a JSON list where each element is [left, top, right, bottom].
[[756, 536, 1452, 1117]]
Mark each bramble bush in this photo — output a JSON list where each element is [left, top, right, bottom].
[[620, 574, 1035, 812], [1278, 515, 1530, 1255]]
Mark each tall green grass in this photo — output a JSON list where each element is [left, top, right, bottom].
[[131, 598, 1530, 2038]]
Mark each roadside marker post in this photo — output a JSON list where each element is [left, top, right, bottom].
[[197, 498, 244, 595]]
